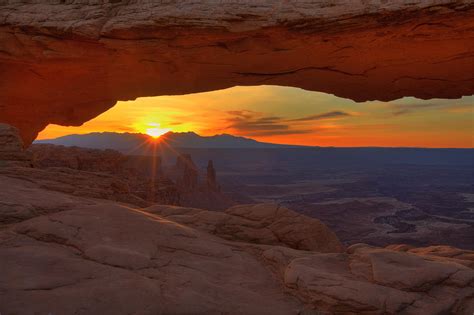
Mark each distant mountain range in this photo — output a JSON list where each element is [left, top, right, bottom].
[[35, 131, 302, 151], [34, 131, 473, 167]]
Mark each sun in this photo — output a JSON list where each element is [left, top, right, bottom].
[[144, 123, 171, 138]]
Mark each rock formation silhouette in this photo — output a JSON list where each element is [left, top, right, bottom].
[[176, 154, 198, 192], [0, 124, 32, 167], [206, 160, 220, 192], [21, 141, 179, 207]]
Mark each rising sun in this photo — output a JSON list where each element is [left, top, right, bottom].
[[144, 123, 171, 138]]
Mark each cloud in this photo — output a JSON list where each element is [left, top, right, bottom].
[[225, 110, 259, 120], [232, 122, 289, 131], [444, 104, 473, 113], [388, 101, 467, 116], [223, 110, 351, 137], [226, 115, 288, 132], [243, 129, 315, 137], [287, 111, 352, 122], [392, 109, 411, 116], [224, 113, 290, 136]]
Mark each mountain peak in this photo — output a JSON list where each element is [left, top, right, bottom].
[[35, 131, 303, 150], [166, 131, 198, 136]]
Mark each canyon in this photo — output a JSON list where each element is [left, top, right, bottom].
[[1, 123, 474, 314], [1, 1, 474, 314]]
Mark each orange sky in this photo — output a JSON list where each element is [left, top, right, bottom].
[[38, 85, 474, 148]]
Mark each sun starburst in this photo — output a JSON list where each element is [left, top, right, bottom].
[[145, 123, 170, 138]]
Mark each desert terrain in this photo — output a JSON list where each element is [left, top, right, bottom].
[[163, 147, 474, 250], [1, 123, 474, 314], [1, 1, 474, 314]]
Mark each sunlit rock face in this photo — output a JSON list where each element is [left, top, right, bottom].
[[0, 1, 473, 144]]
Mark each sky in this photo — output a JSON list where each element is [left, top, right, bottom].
[[38, 85, 474, 148]]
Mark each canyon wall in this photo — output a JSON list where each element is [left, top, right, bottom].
[[0, 1, 473, 144]]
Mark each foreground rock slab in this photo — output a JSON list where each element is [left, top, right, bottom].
[[146, 203, 344, 252], [0, 175, 473, 314]]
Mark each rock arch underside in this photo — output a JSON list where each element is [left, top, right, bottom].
[[0, 1, 473, 145]]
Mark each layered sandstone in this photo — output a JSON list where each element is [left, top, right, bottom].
[[25, 143, 180, 206], [30, 143, 127, 172], [0, 173, 473, 314], [175, 154, 198, 191], [0, 124, 32, 167], [0, 139, 230, 209], [146, 203, 344, 252], [1, 1, 473, 144]]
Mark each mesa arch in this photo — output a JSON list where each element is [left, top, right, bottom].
[[0, 1, 473, 145]]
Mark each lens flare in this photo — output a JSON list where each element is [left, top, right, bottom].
[[145, 123, 170, 138]]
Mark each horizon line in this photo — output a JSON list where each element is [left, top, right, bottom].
[[34, 131, 474, 150]]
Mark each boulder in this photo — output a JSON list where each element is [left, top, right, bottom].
[[0, 124, 32, 167], [147, 203, 344, 253], [265, 243, 474, 314], [387, 244, 474, 268]]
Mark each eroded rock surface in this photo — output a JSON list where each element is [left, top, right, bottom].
[[268, 244, 474, 314], [1, 203, 304, 315], [0, 123, 32, 167], [3, 141, 238, 212], [25, 143, 181, 206], [30, 143, 127, 173], [387, 244, 474, 268], [175, 154, 199, 192], [0, 173, 473, 314], [146, 203, 344, 252], [1, 1, 473, 144]]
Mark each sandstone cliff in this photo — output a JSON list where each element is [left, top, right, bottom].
[[1, 1, 473, 143]]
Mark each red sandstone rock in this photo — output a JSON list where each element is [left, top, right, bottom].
[[0, 2, 473, 144], [146, 203, 344, 252], [30, 144, 126, 173], [25, 143, 182, 206], [0, 124, 32, 167], [175, 154, 198, 192], [387, 244, 474, 268], [0, 175, 473, 314]]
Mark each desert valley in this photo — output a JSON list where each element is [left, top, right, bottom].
[[1, 124, 473, 314], [35, 131, 474, 249]]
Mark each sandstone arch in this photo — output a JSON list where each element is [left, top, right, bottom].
[[1, 1, 473, 144]]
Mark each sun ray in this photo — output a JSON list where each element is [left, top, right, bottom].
[[145, 123, 170, 138]]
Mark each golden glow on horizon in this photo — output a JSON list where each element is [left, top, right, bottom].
[[37, 86, 474, 148], [143, 123, 170, 138]]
